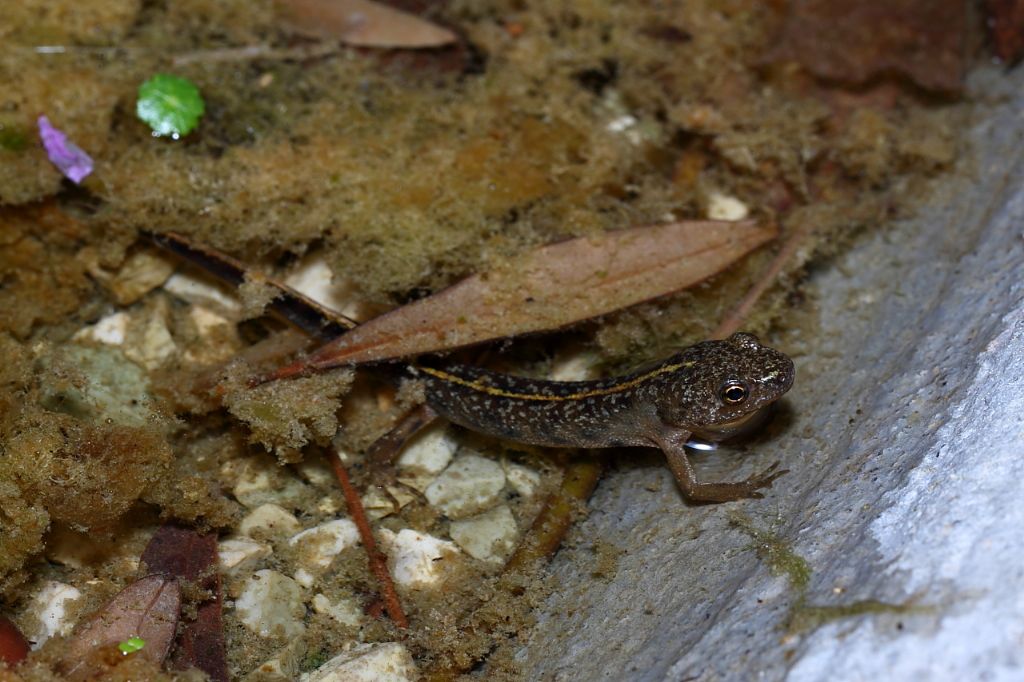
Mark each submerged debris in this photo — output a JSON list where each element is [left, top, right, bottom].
[[985, 0, 1024, 64], [37, 116, 93, 184], [766, 0, 968, 92], [278, 0, 457, 48]]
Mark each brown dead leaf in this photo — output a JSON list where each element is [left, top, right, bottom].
[[141, 525, 227, 682], [61, 575, 181, 678], [282, 219, 775, 373], [140, 525, 218, 583], [985, 0, 1024, 64], [765, 0, 967, 93], [276, 0, 457, 48]]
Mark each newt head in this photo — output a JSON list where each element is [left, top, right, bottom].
[[656, 332, 794, 442]]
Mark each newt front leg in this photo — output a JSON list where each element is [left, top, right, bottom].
[[654, 427, 787, 503]]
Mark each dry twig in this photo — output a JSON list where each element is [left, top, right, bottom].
[[330, 450, 409, 630]]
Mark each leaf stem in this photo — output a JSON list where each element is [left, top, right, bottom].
[[330, 449, 409, 630]]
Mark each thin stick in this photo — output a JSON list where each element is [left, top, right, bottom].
[[503, 455, 603, 574], [367, 403, 439, 469], [330, 450, 409, 630], [171, 43, 340, 67], [711, 223, 810, 339]]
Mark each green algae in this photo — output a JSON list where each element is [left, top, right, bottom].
[[729, 511, 929, 637]]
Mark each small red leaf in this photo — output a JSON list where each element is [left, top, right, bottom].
[[61, 575, 181, 677], [985, 0, 1024, 64], [141, 525, 217, 582], [0, 614, 30, 667], [765, 0, 967, 93]]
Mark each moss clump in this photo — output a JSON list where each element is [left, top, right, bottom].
[[0, 342, 172, 595], [221, 365, 354, 461], [0, 480, 49, 594], [3, 412, 171, 531], [0, 204, 97, 339], [0, 121, 29, 152]]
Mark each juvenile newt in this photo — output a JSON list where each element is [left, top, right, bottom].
[[414, 332, 794, 502], [147, 232, 795, 503]]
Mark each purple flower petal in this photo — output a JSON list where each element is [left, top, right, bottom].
[[38, 115, 93, 184]]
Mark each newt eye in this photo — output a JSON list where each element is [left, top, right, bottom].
[[720, 381, 749, 405]]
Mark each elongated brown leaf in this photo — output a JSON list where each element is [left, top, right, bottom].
[[141, 525, 228, 682], [62, 575, 181, 677], [141, 525, 217, 582], [275, 219, 775, 376], [277, 0, 457, 48]]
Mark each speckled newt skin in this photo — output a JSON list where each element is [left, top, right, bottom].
[[415, 332, 795, 502]]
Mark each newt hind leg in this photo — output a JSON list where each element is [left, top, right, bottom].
[[659, 435, 787, 503]]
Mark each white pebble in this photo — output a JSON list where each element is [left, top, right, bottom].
[[396, 425, 458, 492], [183, 307, 238, 364], [449, 505, 518, 563], [607, 113, 638, 133], [362, 486, 416, 520], [226, 457, 310, 509], [72, 312, 128, 346], [164, 271, 242, 315], [235, 570, 306, 639], [25, 581, 82, 648], [317, 496, 340, 515], [504, 461, 542, 498], [189, 306, 230, 335], [380, 529, 459, 588], [548, 352, 598, 381], [311, 593, 363, 627], [295, 458, 335, 488], [284, 255, 366, 322], [289, 519, 360, 570], [294, 569, 316, 589], [706, 191, 750, 221], [425, 454, 506, 518], [124, 309, 176, 369], [300, 643, 417, 682], [107, 250, 175, 305], [231, 466, 272, 505], [239, 503, 301, 538], [218, 537, 272, 574]]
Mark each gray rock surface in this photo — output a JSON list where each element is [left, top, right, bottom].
[[520, 66, 1024, 681]]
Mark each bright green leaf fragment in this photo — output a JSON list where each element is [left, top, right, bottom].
[[136, 74, 205, 139], [118, 636, 147, 655]]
